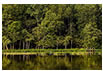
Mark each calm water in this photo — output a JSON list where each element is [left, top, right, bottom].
[[2, 54, 102, 70]]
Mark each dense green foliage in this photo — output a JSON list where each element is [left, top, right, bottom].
[[2, 4, 102, 50]]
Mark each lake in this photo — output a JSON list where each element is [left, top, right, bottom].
[[2, 53, 102, 70]]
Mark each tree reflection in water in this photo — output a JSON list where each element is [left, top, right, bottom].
[[2, 54, 102, 70]]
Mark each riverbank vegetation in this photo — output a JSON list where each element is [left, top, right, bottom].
[[2, 49, 102, 56], [2, 49, 101, 52], [2, 4, 102, 50]]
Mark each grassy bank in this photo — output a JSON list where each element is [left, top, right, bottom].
[[2, 48, 102, 55], [2, 48, 101, 52]]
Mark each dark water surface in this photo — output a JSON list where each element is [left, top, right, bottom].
[[2, 54, 102, 70]]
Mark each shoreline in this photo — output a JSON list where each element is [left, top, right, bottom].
[[2, 49, 102, 55]]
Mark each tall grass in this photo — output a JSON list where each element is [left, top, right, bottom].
[[2, 48, 101, 53]]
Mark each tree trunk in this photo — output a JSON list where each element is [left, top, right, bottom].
[[19, 40, 21, 49], [43, 46, 44, 49], [57, 43, 58, 49], [65, 45, 67, 49], [10, 44, 11, 49], [23, 41, 25, 49], [6, 45, 8, 50], [28, 41, 30, 49], [3, 46, 5, 50], [27, 42, 28, 49], [13, 43, 14, 49], [71, 40, 72, 49], [26, 41, 27, 49], [27, 41, 29, 49], [29, 42, 30, 49]]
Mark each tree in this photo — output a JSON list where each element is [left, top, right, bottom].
[[2, 36, 11, 50], [56, 36, 63, 49], [63, 36, 72, 49], [36, 35, 56, 49], [2, 4, 102, 49], [7, 21, 21, 49], [82, 22, 101, 49]]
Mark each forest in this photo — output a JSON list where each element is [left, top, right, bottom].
[[2, 4, 102, 50]]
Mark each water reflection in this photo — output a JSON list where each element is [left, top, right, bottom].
[[2, 54, 102, 70]]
